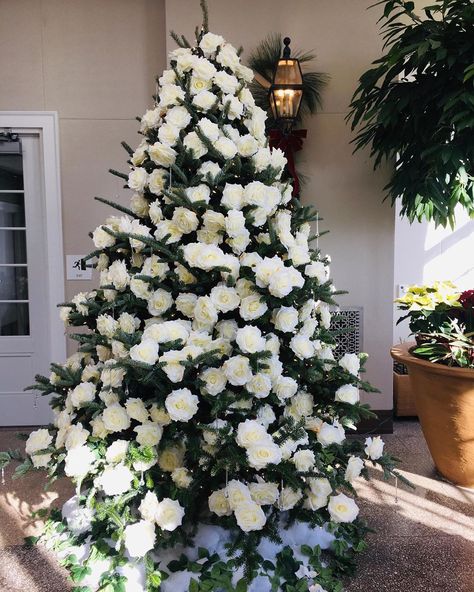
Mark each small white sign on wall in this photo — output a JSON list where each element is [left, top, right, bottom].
[[66, 255, 92, 280]]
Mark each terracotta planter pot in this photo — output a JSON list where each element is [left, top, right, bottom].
[[391, 342, 474, 488]]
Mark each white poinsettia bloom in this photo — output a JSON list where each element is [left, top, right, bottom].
[[124, 520, 156, 558], [165, 388, 199, 422], [328, 493, 359, 523], [335, 384, 360, 404], [234, 501, 266, 532], [155, 498, 185, 531], [223, 355, 252, 386], [364, 436, 385, 460]]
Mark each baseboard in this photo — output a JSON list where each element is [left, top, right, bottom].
[[356, 409, 393, 435]]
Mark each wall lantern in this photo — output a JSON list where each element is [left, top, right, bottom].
[[269, 37, 303, 131]]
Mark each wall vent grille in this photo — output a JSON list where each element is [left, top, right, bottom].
[[330, 307, 363, 359]]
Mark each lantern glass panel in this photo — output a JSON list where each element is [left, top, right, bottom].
[[270, 88, 303, 120], [273, 59, 303, 85]]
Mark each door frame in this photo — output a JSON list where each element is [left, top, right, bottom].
[[0, 111, 66, 364]]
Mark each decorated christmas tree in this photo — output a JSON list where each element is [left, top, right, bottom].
[[2, 5, 402, 592]]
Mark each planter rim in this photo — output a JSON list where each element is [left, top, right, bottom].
[[391, 342, 474, 378]]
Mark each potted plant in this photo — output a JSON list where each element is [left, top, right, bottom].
[[392, 282, 474, 487]]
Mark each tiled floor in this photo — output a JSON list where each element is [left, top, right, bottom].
[[0, 420, 473, 592]]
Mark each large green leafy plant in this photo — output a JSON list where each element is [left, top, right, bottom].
[[348, 0, 474, 227]]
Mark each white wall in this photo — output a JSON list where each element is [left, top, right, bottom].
[[165, 0, 396, 410], [394, 205, 474, 343]]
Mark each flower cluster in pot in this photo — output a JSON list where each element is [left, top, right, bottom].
[[22, 28, 396, 592]]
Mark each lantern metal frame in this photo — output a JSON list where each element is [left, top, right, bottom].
[[268, 37, 304, 132]]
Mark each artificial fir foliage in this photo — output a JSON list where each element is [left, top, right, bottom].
[[1, 8, 404, 592]]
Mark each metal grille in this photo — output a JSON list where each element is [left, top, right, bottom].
[[330, 307, 363, 359]]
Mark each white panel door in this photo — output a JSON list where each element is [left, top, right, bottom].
[[0, 132, 54, 425]]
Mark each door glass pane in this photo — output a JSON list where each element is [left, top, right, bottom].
[[0, 229, 27, 263], [0, 302, 29, 335], [0, 266, 28, 299], [0, 154, 24, 190], [0, 193, 25, 227]]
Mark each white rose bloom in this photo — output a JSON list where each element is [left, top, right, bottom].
[[273, 306, 299, 333], [198, 117, 220, 142], [234, 501, 266, 532], [119, 312, 139, 333], [140, 107, 161, 132], [175, 50, 195, 73], [292, 449, 315, 472], [247, 441, 282, 469], [155, 498, 185, 531], [364, 436, 385, 460], [134, 422, 163, 447], [210, 284, 240, 313], [216, 43, 240, 70], [243, 181, 269, 209], [148, 142, 177, 167], [328, 493, 359, 523], [165, 388, 199, 422], [102, 404, 131, 433], [239, 294, 268, 321], [305, 261, 329, 283], [223, 355, 252, 386], [317, 421, 345, 447], [105, 440, 129, 464], [335, 384, 360, 405], [159, 84, 185, 108], [288, 244, 311, 266], [246, 373, 272, 399], [148, 168, 168, 195], [236, 419, 272, 448], [101, 366, 126, 389], [213, 70, 240, 94], [202, 210, 225, 232], [236, 63, 254, 82], [305, 477, 332, 510], [208, 489, 232, 517], [225, 209, 246, 237], [160, 350, 186, 383], [130, 339, 159, 365], [138, 491, 160, 522], [339, 353, 361, 376], [226, 480, 252, 510], [345, 456, 365, 482], [192, 89, 217, 110], [200, 367, 227, 396], [279, 486, 303, 510], [199, 31, 225, 55], [64, 424, 90, 451], [221, 183, 244, 210], [263, 356, 284, 384], [124, 520, 156, 558], [107, 260, 130, 291], [149, 200, 163, 225], [299, 318, 318, 338], [172, 207, 199, 234], [192, 56, 217, 79], [158, 445, 185, 472], [290, 334, 315, 360], [69, 382, 96, 408], [155, 219, 183, 244], [222, 94, 244, 120], [175, 292, 197, 318], [125, 397, 148, 423], [147, 288, 173, 316], [237, 134, 259, 157], [64, 445, 96, 478], [216, 319, 238, 341], [256, 404, 276, 429], [193, 296, 218, 331], [215, 136, 238, 159], [249, 482, 279, 506], [268, 268, 304, 298], [92, 226, 116, 249], [128, 167, 148, 192], [236, 325, 265, 354], [166, 105, 192, 129], [239, 87, 256, 107], [189, 76, 213, 95], [149, 404, 171, 425], [270, 147, 287, 172], [145, 320, 189, 344], [273, 376, 298, 401], [265, 333, 280, 355], [252, 147, 272, 172], [183, 132, 208, 159], [285, 391, 314, 419], [63, 500, 95, 535], [96, 463, 134, 496], [91, 416, 109, 438]]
